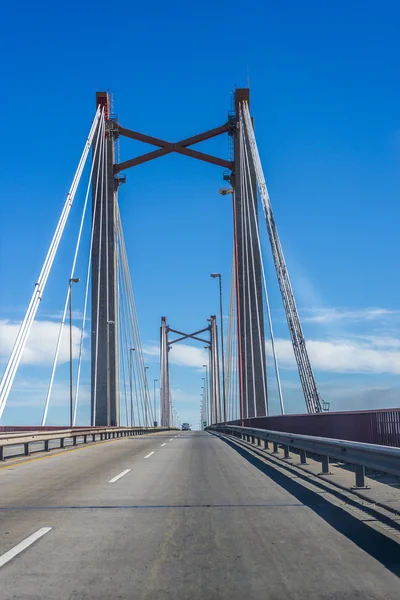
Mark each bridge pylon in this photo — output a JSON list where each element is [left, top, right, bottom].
[[91, 92, 119, 426], [160, 317, 221, 427], [230, 88, 268, 420]]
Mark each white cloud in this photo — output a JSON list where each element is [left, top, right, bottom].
[[144, 343, 209, 369], [267, 337, 400, 374], [0, 320, 86, 366], [301, 307, 400, 324], [6, 378, 90, 408]]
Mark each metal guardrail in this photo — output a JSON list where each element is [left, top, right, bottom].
[[0, 426, 174, 461], [209, 424, 400, 488]]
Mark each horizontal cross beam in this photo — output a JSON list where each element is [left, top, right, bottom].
[[168, 326, 211, 346], [114, 122, 233, 173]]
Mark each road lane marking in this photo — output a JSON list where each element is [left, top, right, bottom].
[[169, 438, 173, 441], [144, 452, 154, 459], [109, 469, 131, 483], [160, 443, 166, 447], [0, 527, 52, 568]]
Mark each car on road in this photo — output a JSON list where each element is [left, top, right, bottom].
[[181, 423, 191, 431]]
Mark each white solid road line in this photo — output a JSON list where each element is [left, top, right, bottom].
[[144, 452, 155, 459], [109, 469, 131, 483], [160, 443, 166, 447], [0, 527, 52, 569]]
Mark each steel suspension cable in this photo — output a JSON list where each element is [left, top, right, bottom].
[[92, 119, 107, 425], [42, 112, 104, 425], [242, 130, 285, 414], [242, 102, 321, 413], [72, 117, 105, 425], [241, 120, 269, 416], [239, 128, 250, 419], [0, 106, 102, 419], [241, 132, 258, 416]]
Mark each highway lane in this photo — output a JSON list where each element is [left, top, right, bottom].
[[0, 431, 399, 599]]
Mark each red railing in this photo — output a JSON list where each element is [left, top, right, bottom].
[[227, 408, 400, 447]]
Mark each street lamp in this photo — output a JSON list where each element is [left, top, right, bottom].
[[210, 273, 226, 422], [107, 320, 115, 427], [145, 366, 150, 427], [202, 365, 208, 424], [69, 277, 80, 428], [153, 378, 158, 427], [129, 348, 135, 426]]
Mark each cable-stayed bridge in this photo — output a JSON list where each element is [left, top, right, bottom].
[[0, 89, 328, 428], [0, 89, 399, 599]]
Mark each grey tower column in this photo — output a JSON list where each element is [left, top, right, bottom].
[[160, 317, 170, 427], [91, 92, 119, 426], [231, 88, 267, 419]]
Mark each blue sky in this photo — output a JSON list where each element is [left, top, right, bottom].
[[0, 1, 399, 427]]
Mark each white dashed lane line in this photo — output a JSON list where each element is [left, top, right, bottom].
[[160, 443, 166, 447], [0, 527, 52, 569], [144, 452, 155, 459], [109, 469, 131, 483]]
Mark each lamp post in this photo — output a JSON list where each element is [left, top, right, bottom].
[[202, 364, 209, 426], [69, 277, 80, 428], [144, 366, 150, 427], [210, 273, 226, 422], [153, 378, 158, 426], [107, 320, 115, 426], [129, 348, 135, 426]]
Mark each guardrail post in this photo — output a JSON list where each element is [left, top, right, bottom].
[[264, 440, 269, 450], [44, 440, 49, 452], [73, 436, 77, 446], [0, 446, 4, 461], [83, 435, 87, 444], [272, 442, 279, 454], [60, 438, 65, 449], [24, 442, 29, 456], [299, 449, 307, 464], [92, 434, 96, 442], [354, 465, 367, 489], [320, 455, 330, 475], [283, 445, 291, 459]]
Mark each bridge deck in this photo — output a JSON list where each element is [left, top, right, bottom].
[[0, 431, 399, 599]]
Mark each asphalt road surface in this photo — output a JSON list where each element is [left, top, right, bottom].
[[0, 431, 399, 599]]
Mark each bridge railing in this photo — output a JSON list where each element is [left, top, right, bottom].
[[225, 408, 400, 447], [0, 426, 175, 461], [209, 424, 400, 488]]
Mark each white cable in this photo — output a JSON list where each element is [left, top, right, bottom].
[[0, 106, 101, 420], [242, 132, 284, 414], [92, 121, 106, 426], [116, 201, 152, 425], [243, 104, 314, 413], [239, 131, 249, 419], [72, 118, 106, 426], [241, 123, 269, 416], [241, 133, 257, 416], [42, 113, 104, 425]]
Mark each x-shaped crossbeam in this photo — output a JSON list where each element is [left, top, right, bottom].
[[114, 122, 233, 173]]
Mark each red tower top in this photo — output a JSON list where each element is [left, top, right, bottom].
[[96, 92, 110, 119]]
